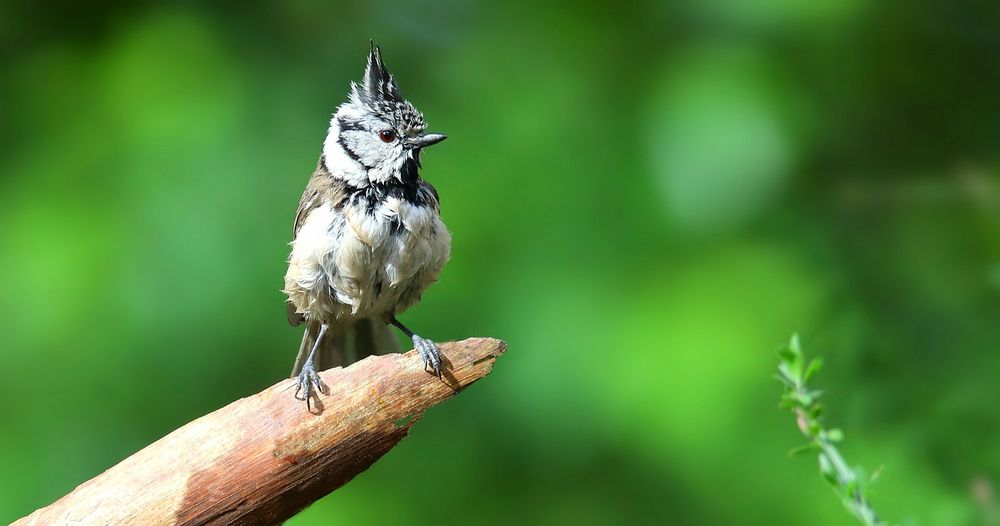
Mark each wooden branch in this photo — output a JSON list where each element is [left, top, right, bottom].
[[15, 337, 507, 526]]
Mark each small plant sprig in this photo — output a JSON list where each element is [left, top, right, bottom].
[[776, 335, 887, 526]]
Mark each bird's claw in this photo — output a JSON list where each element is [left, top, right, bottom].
[[294, 361, 329, 411], [412, 335, 441, 378]]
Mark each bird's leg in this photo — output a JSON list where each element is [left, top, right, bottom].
[[390, 316, 441, 377], [295, 323, 330, 410]]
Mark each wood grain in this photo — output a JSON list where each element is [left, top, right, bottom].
[[15, 337, 507, 526]]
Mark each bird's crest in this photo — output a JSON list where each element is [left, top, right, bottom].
[[346, 42, 425, 131], [360, 42, 404, 104]]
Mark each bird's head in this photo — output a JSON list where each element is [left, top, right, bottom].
[[324, 43, 446, 187]]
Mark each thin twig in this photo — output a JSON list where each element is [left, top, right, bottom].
[[777, 335, 886, 526]]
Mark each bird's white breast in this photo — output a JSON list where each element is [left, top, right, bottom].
[[285, 197, 450, 324]]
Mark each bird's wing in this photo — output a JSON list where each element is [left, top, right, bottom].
[[292, 177, 323, 240], [286, 159, 346, 326]]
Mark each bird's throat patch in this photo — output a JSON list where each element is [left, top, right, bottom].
[[400, 157, 419, 186]]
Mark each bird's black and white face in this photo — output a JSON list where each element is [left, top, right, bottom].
[[323, 44, 446, 187]]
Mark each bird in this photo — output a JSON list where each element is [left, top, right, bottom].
[[283, 42, 451, 409]]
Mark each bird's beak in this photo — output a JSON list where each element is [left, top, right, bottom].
[[408, 133, 447, 148]]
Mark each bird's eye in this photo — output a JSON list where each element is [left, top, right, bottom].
[[378, 129, 396, 143]]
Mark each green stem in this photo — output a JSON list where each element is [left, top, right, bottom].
[[779, 336, 888, 525], [795, 404, 883, 526]]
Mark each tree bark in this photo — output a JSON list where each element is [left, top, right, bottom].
[[14, 337, 507, 526]]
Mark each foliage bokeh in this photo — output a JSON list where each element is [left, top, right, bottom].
[[1, 1, 999, 524]]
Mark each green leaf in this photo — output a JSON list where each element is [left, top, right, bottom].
[[789, 443, 820, 457], [826, 428, 844, 443], [844, 478, 860, 498], [794, 392, 812, 407], [777, 363, 797, 384], [804, 357, 824, 382], [774, 373, 795, 388], [808, 421, 822, 436], [778, 358, 800, 383], [869, 466, 884, 487], [778, 346, 797, 364], [789, 333, 802, 354], [779, 335, 804, 378], [818, 453, 837, 485]]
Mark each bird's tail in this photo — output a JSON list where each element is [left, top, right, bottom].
[[290, 318, 402, 377]]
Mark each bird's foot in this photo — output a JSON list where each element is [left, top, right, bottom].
[[412, 335, 441, 377], [294, 360, 329, 410]]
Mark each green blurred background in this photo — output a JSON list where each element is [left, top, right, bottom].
[[1, 0, 999, 524]]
